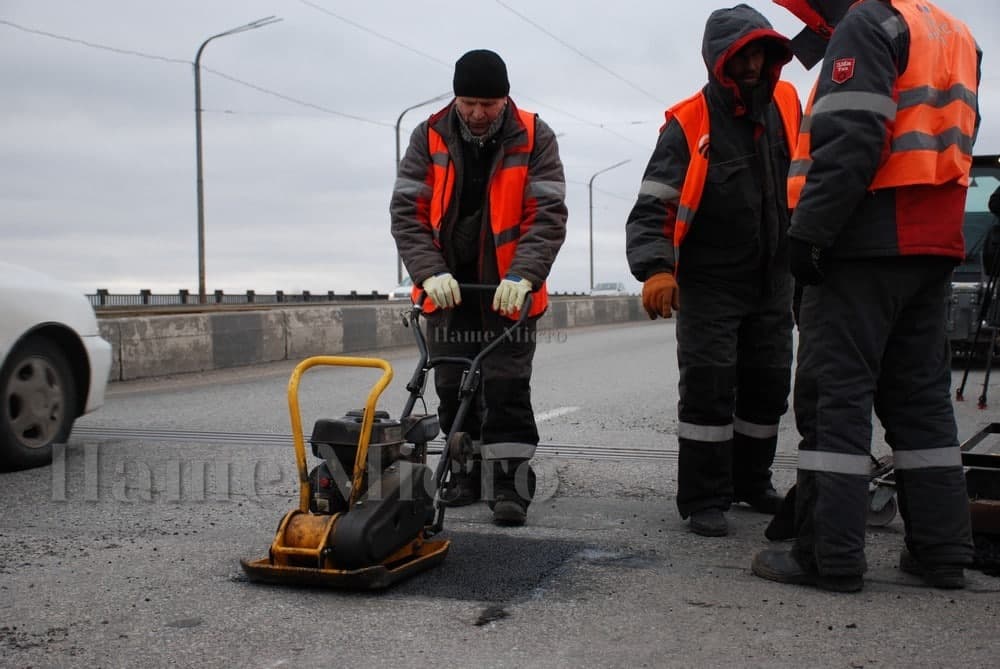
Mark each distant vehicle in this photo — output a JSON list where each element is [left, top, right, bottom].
[[387, 276, 414, 302], [947, 154, 1000, 357], [591, 281, 629, 297], [0, 262, 112, 471]]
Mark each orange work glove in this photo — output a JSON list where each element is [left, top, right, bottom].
[[641, 272, 680, 319]]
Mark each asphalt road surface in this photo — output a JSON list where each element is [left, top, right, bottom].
[[2, 320, 998, 668]]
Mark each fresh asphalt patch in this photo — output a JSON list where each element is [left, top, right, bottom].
[[388, 530, 588, 602]]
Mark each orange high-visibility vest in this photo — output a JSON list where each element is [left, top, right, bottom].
[[668, 81, 801, 260], [788, 0, 978, 206], [413, 107, 548, 319], [786, 79, 817, 208]]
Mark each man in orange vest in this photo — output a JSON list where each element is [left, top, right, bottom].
[[390, 50, 567, 526], [626, 5, 801, 538], [753, 0, 982, 592]]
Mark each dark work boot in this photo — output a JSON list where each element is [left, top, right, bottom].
[[441, 459, 481, 507], [736, 487, 785, 515], [899, 549, 966, 589], [751, 549, 863, 593], [689, 508, 728, 537], [486, 459, 535, 527], [492, 496, 528, 526]]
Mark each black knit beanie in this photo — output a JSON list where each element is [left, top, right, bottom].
[[453, 49, 510, 98]]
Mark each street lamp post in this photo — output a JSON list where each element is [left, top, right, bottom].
[[394, 92, 451, 283], [194, 16, 281, 304], [588, 159, 630, 292]]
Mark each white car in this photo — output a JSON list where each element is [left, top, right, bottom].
[[591, 281, 629, 297], [0, 262, 112, 471], [387, 276, 414, 301]]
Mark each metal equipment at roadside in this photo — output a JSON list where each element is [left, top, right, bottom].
[[867, 423, 1000, 573], [955, 230, 1000, 409], [240, 286, 531, 588], [766, 424, 1000, 574]]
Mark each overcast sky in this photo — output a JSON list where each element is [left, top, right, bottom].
[[2, 0, 998, 296]]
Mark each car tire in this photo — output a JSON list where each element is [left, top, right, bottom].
[[0, 336, 77, 471]]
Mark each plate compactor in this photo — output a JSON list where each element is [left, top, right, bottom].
[[241, 287, 531, 589]]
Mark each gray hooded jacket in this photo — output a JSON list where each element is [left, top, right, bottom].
[[625, 4, 796, 292]]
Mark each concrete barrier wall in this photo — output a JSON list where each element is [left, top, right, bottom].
[[98, 296, 644, 382]]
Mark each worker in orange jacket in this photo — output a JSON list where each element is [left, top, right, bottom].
[[391, 50, 567, 527], [753, 0, 982, 592], [626, 5, 801, 537]]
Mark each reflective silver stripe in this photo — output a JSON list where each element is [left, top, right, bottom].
[[494, 225, 520, 247], [638, 180, 680, 203], [799, 114, 812, 134], [892, 447, 962, 470], [798, 450, 871, 475], [734, 417, 779, 439], [677, 422, 733, 442], [393, 177, 431, 198], [788, 159, 811, 178], [811, 91, 897, 120], [891, 128, 974, 154], [481, 442, 536, 461], [898, 84, 978, 112], [881, 13, 904, 40], [502, 152, 531, 168], [528, 180, 566, 200], [676, 204, 695, 225], [430, 152, 449, 167]]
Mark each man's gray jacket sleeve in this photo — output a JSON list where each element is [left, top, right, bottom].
[[625, 117, 689, 281], [389, 123, 449, 286], [788, 4, 900, 248]]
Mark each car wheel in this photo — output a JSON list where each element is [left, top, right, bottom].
[[0, 336, 77, 471]]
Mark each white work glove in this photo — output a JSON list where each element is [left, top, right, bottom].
[[422, 272, 461, 309], [492, 275, 532, 316]]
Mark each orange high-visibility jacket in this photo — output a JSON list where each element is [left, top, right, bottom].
[[788, 0, 979, 207], [667, 81, 801, 258], [412, 107, 548, 319]]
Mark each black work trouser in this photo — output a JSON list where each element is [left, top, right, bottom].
[[427, 296, 539, 448], [674, 274, 794, 518], [793, 257, 974, 576]]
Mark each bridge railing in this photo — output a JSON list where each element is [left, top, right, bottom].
[[87, 289, 594, 309], [87, 289, 387, 309]]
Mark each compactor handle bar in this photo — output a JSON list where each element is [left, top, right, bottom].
[[400, 284, 533, 422]]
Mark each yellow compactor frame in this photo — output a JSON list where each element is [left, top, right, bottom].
[[240, 356, 449, 589]]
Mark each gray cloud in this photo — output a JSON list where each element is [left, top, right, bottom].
[[1, 0, 997, 295]]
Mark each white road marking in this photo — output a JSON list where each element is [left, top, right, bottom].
[[535, 406, 580, 422]]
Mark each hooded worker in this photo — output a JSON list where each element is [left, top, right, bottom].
[[625, 5, 801, 537], [752, 0, 982, 592]]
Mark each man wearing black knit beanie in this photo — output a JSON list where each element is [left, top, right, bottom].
[[391, 49, 567, 527]]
